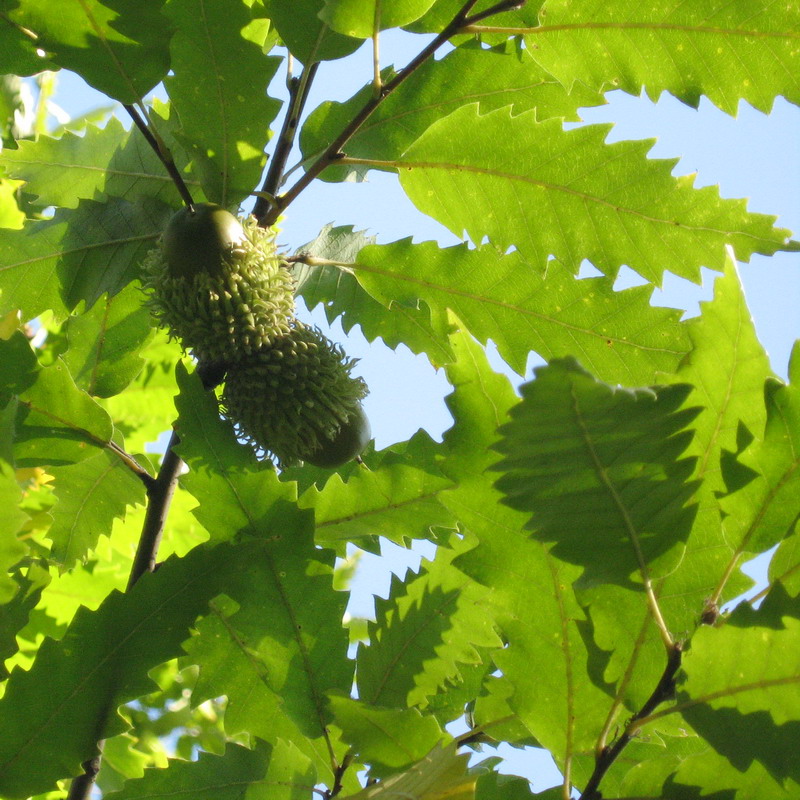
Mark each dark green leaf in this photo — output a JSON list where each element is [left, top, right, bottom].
[[6, 0, 173, 103], [164, 0, 282, 206], [0, 197, 172, 322], [263, 0, 362, 62]]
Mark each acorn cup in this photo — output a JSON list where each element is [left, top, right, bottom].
[[142, 203, 295, 365], [221, 321, 370, 468], [144, 203, 371, 468]]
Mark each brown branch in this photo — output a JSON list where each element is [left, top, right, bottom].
[[579, 642, 683, 800], [124, 104, 195, 207], [253, 61, 320, 225], [261, 0, 527, 227]]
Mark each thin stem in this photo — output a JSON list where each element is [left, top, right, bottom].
[[107, 441, 157, 492], [65, 746, 103, 800], [252, 61, 320, 225], [262, 0, 524, 227], [327, 751, 354, 799], [124, 103, 195, 207], [372, 3, 382, 95], [579, 643, 683, 800]]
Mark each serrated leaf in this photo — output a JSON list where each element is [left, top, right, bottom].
[[343, 743, 475, 800], [48, 448, 146, 567], [525, 0, 800, 114], [173, 364, 298, 543], [0, 115, 197, 209], [397, 105, 791, 284], [0, 565, 50, 679], [295, 225, 453, 364], [718, 341, 800, 570], [493, 359, 699, 587], [6, 0, 173, 103], [0, 541, 257, 798], [0, 460, 28, 602], [353, 239, 690, 383], [104, 741, 270, 800], [301, 431, 456, 551], [357, 538, 501, 710], [330, 695, 446, 773], [301, 44, 604, 183], [678, 585, 800, 784], [0, 331, 114, 466], [63, 285, 153, 398], [164, 0, 282, 206], [0, 197, 172, 322], [262, 0, 362, 62]]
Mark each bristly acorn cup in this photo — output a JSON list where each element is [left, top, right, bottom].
[[144, 203, 370, 468]]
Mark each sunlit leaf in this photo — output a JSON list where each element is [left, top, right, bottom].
[[321, 0, 436, 38]]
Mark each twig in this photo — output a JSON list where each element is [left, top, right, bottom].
[[327, 751, 354, 799], [106, 441, 157, 491], [261, 0, 526, 227], [579, 642, 683, 800], [252, 61, 320, 225], [124, 103, 195, 207]]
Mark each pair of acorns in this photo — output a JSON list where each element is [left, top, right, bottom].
[[143, 203, 370, 468]]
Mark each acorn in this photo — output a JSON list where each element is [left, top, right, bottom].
[[142, 203, 295, 365], [221, 321, 370, 467]]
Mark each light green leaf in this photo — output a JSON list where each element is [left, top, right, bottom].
[[0, 178, 24, 228], [0, 541, 256, 798], [353, 239, 690, 383], [6, 0, 173, 103], [404, 0, 542, 33], [0, 197, 172, 322], [63, 285, 153, 399], [173, 363, 297, 544], [718, 341, 800, 569], [262, 0, 362, 62], [397, 105, 791, 284], [357, 538, 501, 710], [526, 0, 800, 114], [0, 115, 196, 209], [492, 359, 699, 586], [295, 225, 453, 365], [0, 565, 50, 678], [330, 696, 446, 773], [301, 44, 605, 183], [0, 332, 114, 466], [678, 585, 800, 785], [164, 0, 282, 206], [104, 741, 270, 800], [320, 0, 436, 38], [301, 430, 456, 550], [48, 448, 146, 567], [0, 460, 28, 602], [342, 744, 474, 800]]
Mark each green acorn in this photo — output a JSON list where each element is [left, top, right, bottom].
[[143, 203, 295, 365], [221, 321, 370, 467]]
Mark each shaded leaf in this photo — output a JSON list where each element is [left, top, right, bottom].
[[397, 105, 791, 284], [493, 358, 699, 586], [0, 197, 172, 322], [263, 0, 362, 62], [0, 460, 28, 601], [0, 564, 50, 678], [6, 0, 173, 103], [164, 0, 282, 206], [354, 239, 691, 383], [295, 224, 453, 365], [63, 284, 153, 399], [0, 331, 114, 466], [48, 448, 146, 567], [330, 695, 446, 773], [321, 0, 436, 37], [526, 0, 800, 114], [0, 114, 196, 209], [301, 430, 456, 551], [301, 44, 605, 183], [343, 743, 475, 800], [0, 541, 257, 798]]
